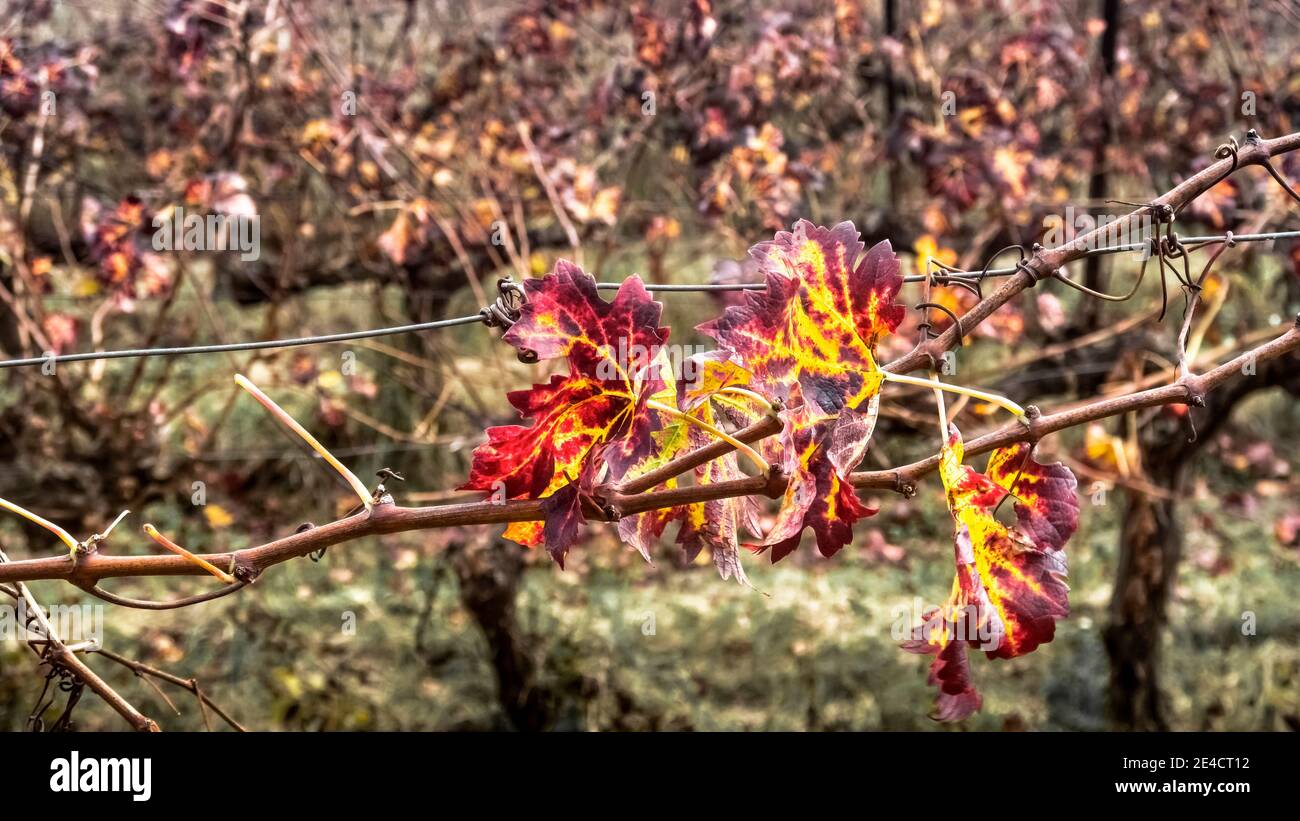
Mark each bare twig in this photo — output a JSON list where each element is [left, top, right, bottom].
[[90, 648, 248, 732], [0, 547, 159, 731]]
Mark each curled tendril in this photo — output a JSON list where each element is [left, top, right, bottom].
[[481, 277, 538, 364], [1053, 224, 1201, 323], [1261, 158, 1300, 207], [479, 276, 527, 329], [971, 244, 1027, 298], [27, 650, 85, 732], [926, 243, 1026, 300], [1214, 136, 1240, 171], [914, 301, 966, 348], [76, 581, 248, 611]]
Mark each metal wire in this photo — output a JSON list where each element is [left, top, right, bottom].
[[893, 229, 1300, 280], [592, 230, 1300, 290], [2, 230, 1295, 370], [0, 314, 486, 370]]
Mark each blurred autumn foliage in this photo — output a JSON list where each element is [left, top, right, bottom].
[[1, 0, 1299, 731]]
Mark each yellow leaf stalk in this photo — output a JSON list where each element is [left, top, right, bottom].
[[143, 524, 237, 584], [234, 374, 374, 511], [645, 399, 769, 474], [0, 496, 82, 559], [882, 370, 1027, 421]]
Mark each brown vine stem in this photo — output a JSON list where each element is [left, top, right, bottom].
[[887, 129, 1300, 376], [89, 648, 248, 732], [0, 547, 159, 731], [1, 318, 1294, 590]]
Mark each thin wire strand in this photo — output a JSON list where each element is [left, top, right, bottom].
[[0, 314, 486, 370], [594, 230, 1300, 289], [2, 230, 1294, 370]]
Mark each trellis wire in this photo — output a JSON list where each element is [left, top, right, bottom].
[[0, 315, 485, 370], [596, 230, 1300, 290], [1, 229, 1295, 370]]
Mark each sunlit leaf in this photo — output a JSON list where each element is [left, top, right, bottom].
[[460, 261, 668, 566], [906, 425, 1077, 720], [700, 220, 902, 560]]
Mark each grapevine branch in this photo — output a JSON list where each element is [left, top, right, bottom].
[[888, 128, 1300, 376], [0, 548, 159, 732], [1, 130, 1298, 591], [89, 648, 248, 732], [613, 129, 1300, 495], [0, 131, 1297, 736], [0, 313, 1294, 588]]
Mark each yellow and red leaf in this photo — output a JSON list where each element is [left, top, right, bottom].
[[698, 219, 904, 416], [906, 425, 1078, 720], [616, 353, 765, 582], [460, 261, 669, 565], [901, 607, 983, 721], [502, 259, 668, 379], [753, 405, 878, 562], [700, 220, 901, 560]]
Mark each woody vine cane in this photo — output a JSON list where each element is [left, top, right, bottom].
[[1, 129, 1299, 726]]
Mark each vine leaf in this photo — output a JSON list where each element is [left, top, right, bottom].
[[617, 354, 765, 583], [501, 259, 667, 375], [904, 425, 1078, 721], [902, 608, 983, 721], [699, 220, 902, 560], [698, 220, 904, 415], [459, 261, 669, 567], [756, 405, 878, 562]]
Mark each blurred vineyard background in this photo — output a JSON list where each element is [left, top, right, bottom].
[[1, 0, 1298, 731]]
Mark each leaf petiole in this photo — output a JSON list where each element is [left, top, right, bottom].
[[645, 399, 769, 475], [234, 374, 375, 511], [882, 370, 1027, 420], [0, 496, 81, 559], [927, 369, 949, 440], [95, 509, 132, 541], [143, 524, 237, 584], [714, 386, 778, 415]]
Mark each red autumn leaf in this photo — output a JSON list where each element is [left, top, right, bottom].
[[699, 220, 902, 560], [699, 220, 904, 416], [616, 417, 762, 583], [85, 197, 148, 290], [941, 425, 1076, 659], [902, 607, 983, 721], [755, 405, 878, 562], [617, 354, 765, 583], [502, 259, 668, 375], [906, 425, 1077, 720], [462, 373, 626, 500], [459, 261, 669, 566], [985, 440, 1080, 557]]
